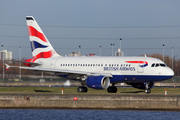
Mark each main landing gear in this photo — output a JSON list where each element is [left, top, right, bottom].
[[77, 86, 88, 93], [107, 86, 117, 93], [144, 82, 151, 93]]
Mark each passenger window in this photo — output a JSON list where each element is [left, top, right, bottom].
[[155, 63, 159, 67], [101, 64, 103, 66], [151, 63, 155, 67]]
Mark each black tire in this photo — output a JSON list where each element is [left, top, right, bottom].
[[77, 86, 88, 93], [145, 89, 151, 93], [77, 86, 83, 92], [84, 87, 88, 92], [107, 86, 117, 93], [113, 86, 117, 93]]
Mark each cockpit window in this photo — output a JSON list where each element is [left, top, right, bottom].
[[151, 63, 167, 67], [155, 63, 159, 67], [160, 63, 166, 67], [151, 63, 155, 67]]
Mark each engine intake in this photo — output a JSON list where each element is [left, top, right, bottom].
[[86, 76, 110, 89]]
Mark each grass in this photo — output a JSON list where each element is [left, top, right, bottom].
[[0, 87, 179, 95]]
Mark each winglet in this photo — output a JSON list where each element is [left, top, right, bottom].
[[5, 63, 10, 70]]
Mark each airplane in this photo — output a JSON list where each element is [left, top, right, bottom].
[[5, 16, 174, 93]]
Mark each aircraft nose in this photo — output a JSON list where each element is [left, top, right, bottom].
[[168, 68, 174, 77]]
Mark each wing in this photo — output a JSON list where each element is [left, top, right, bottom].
[[5, 63, 112, 80]]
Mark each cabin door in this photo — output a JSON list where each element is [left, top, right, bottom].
[[137, 60, 145, 73], [50, 59, 57, 69]]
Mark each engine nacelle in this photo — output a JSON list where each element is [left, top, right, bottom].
[[126, 82, 154, 89], [86, 76, 110, 89]]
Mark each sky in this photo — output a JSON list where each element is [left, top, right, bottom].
[[0, 0, 180, 59]]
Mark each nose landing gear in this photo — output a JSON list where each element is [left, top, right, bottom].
[[144, 82, 151, 93]]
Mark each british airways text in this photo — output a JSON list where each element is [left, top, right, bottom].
[[104, 67, 135, 71]]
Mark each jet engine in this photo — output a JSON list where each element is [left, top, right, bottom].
[[86, 76, 110, 89]]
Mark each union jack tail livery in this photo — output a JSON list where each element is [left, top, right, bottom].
[[26, 16, 59, 60]]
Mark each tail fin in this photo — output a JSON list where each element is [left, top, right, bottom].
[[26, 16, 59, 59]]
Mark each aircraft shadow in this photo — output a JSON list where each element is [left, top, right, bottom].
[[34, 90, 51, 92], [120, 91, 144, 93]]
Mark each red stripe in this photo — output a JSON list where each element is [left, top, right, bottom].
[[27, 26, 47, 42], [33, 50, 55, 59], [24, 50, 55, 66], [126, 61, 148, 64]]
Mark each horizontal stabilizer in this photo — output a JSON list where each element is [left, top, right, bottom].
[[5, 60, 41, 67], [5, 63, 10, 70]]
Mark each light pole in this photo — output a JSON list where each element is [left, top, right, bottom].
[[19, 46, 21, 81], [110, 44, 114, 56], [79, 45, 81, 56], [120, 38, 122, 50], [163, 44, 165, 61], [172, 47, 173, 70], [99, 46, 101, 56], [174, 55, 177, 75], [1, 45, 4, 81]]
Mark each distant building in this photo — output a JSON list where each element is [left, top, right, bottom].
[[0, 50, 12, 60], [115, 48, 124, 56], [68, 52, 81, 56]]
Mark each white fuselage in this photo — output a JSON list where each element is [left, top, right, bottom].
[[34, 56, 174, 83]]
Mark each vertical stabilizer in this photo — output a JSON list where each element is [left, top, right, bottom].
[[26, 16, 59, 59]]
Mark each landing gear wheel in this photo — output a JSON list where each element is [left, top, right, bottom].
[[107, 86, 117, 93], [144, 82, 151, 94], [145, 89, 151, 93], [77, 86, 88, 93]]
